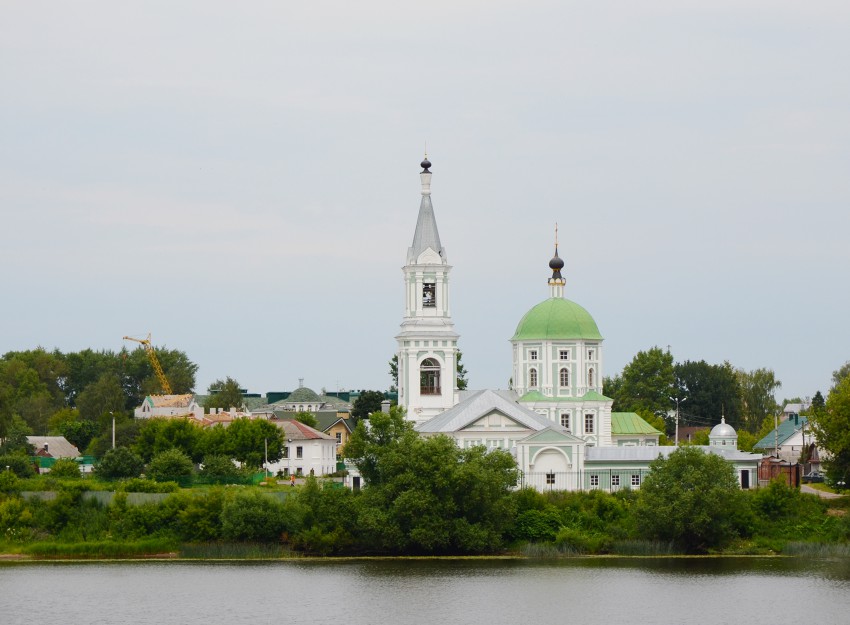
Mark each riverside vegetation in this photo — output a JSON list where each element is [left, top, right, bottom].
[[1, 410, 849, 559]]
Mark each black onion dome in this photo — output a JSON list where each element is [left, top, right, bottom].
[[421, 157, 432, 171], [549, 247, 564, 280]]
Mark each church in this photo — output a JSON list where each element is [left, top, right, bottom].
[[396, 157, 761, 492]]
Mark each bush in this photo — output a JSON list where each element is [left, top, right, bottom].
[[200, 455, 242, 478], [221, 491, 300, 542], [0, 455, 37, 478], [118, 478, 179, 493], [49, 458, 82, 478], [96, 447, 144, 479], [147, 449, 194, 482]]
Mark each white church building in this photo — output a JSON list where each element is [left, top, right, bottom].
[[397, 157, 761, 492]]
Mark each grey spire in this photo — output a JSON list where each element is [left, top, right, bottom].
[[407, 157, 446, 264]]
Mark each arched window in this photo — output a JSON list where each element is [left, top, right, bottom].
[[559, 367, 569, 387], [529, 368, 538, 388], [588, 368, 594, 387], [420, 358, 441, 395]]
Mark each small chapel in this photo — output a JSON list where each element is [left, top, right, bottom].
[[396, 157, 761, 492]]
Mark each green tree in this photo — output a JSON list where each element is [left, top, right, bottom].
[[49, 457, 82, 478], [389, 354, 398, 393], [226, 418, 284, 468], [674, 360, 742, 429], [351, 390, 386, 420], [48, 407, 99, 452], [76, 372, 126, 423], [832, 362, 850, 392], [346, 406, 518, 553], [615, 347, 675, 416], [634, 446, 743, 552], [221, 490, 298, 541], [95, 447, 145, 479], [204, 377, 243, 412], [133, 418, 203, 462], [147, 448, 194, 482], [0, 454, 37, 477], [294, 411, 318, 428], [737, 368, 781, 432], [200, 454, 242, 478], [809, 375, 850, 489], [456, 350, 469, 391], [0, 415, 34, 455]]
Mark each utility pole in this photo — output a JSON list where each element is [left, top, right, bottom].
[[669, 396, 687, 446], [111, 412, 115, 449]]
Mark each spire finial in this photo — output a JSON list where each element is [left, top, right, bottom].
[[548, 224, 565, 296], [420, 146, 431, 172]]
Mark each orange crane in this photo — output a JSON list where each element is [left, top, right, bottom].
[[123, 333, 173, 395]]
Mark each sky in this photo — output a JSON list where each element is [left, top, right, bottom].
[[2, 1, 848, 403]]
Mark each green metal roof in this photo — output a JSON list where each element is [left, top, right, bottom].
[[512, 297, 603, 341], [519, 390, 613, 403], [611, 412, 662, 436], [753, 416, 807, 450]]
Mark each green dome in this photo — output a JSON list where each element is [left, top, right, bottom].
[[286, 387, 320, 402], [512, 298, 603, 341]]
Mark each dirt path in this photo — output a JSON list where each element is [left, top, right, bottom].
[[801, 484, 845, 499]]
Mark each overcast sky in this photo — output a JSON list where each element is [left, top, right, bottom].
[[2, 1, 848, 403]]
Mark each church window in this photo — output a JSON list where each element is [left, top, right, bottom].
[[590, 475, 599, 487], [529, 350, 538, 361], [588, 368, 595, 387], [546, 472, 555, 486], [422, 282, 436, 307], [560, 413, 570, 429], [420, 358, 441, 395], [529, 368, 538, 388], [585, 414, 594, 433], [612, 475, 620, 487], [631, 474, 641, 487], [559, 349, 570, 360], [588, 349, 594, 360], [559, 368, 569, 387]]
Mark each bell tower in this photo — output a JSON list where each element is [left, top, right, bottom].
[[396, 156, 459, 425]]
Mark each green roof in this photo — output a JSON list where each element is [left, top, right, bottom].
[[512, 297, 602, 341], [519, 390, 613, 403], [754, 416, 807, 450], [611, 412, 662, 436], [285, 387, 321, 402]]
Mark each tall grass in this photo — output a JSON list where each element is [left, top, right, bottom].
[[180, 542, 298, 559], [24, 539, 177, 558], [781, 541, 850, 557]]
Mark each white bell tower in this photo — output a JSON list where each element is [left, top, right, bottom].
[[396, 156, 459, 425]]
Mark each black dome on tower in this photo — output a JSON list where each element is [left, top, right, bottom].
[[421, 157, 431, 172], [549, 247, 564, 280]]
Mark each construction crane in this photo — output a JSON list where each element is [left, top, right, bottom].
[[123, 333, 173, 395]]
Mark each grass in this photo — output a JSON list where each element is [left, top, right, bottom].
[[180, 542, 298, 559], [24, 538, 177, 558], [781, 541, 850, 557]]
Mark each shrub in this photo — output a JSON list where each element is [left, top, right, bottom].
[[147, 449, 194, 483], [96, 447, 144, 479], [200, 455, 242, 478], [118, 478, 179, 493], [49, 458, 82, 478], [221, 491, 301, 542], [0, 455, 37, 478]]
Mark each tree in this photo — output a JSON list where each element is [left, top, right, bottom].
[[133, 418, 203, 463], [389, 355, 398, 393], [674, 360, 742, 429], [809, 375, 850, 489], [737, 368, 781, 433], [200, 454, 242, 478], [204, 377, 244, 412], [226, 418, 284, 468], [345, 406, 518, 553], [832, 361, 850, 392], [351, 390, 386, 420], [147, 448, 194, 482], [48, 407, 98, 452], [0, 415, 34, 455], [634, 446, 743, 552], [49, 457, 82, 478], [76, 372, 126, 423], [95, 447, 144, 479], [614, 347, 675, 416], [294, 411, 318, 429], [456, 350, 468, 391]]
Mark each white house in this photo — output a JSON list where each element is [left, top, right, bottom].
[[267, 419, 337, 477], [135, 394, 204, 420]]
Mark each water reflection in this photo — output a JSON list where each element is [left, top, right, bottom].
[[1, 558, 849, 625]]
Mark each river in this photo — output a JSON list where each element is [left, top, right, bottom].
[[2, 557, 849, 625]]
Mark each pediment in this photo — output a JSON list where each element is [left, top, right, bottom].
[[461, 409, 530, 431], [417, 248, 443, 264], [521, 427, 586, 445]]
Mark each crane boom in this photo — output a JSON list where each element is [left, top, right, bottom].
[[123, 333, 173, 395]]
